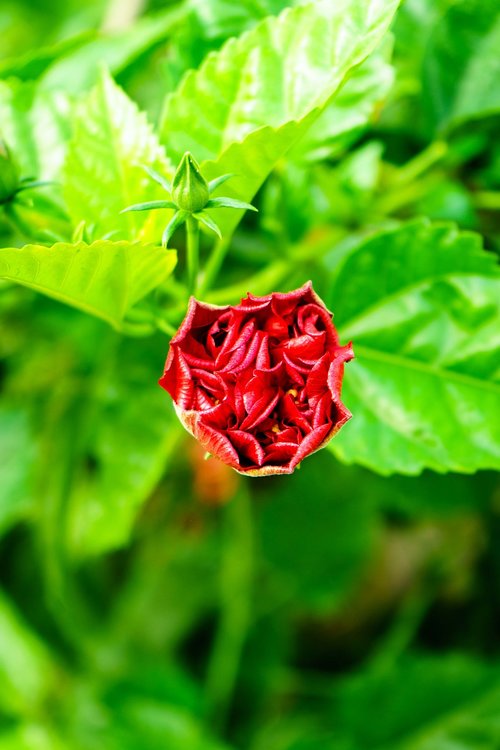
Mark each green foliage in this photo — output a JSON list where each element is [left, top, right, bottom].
[[1, 0, 500, 749]]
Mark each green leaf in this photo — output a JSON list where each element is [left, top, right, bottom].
[[0, 31, 94, 81], [423, 0, 500, 131], [326, 220, 500, 475], [0, 241, 176, 330], [0, 590, 59, 717], [0, 725, 65, 750], [257, 451, 380, 611], [207, 173, 235, 194], [289, 39, 394, 163], [63, 70, 174, 243], [63, 337, 182, 558], [160, 0, 400, 239], [0, 407, 35, 536], [0, 79, 71, 180], [331, 653, 500, 750], [140, 163, 172, 193], [38, 6, 187, 93]]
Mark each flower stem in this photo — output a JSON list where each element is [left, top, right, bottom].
[[186, 215, 200, 295], [198, 234, 231, 296]]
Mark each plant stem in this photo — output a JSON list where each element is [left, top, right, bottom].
[[391, 140, 448, 187], [205, 483, 254, 734], [186, 216, 200, 295], [198, 234, 231, 296]]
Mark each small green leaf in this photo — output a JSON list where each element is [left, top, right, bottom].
[[0, 240, 177, 329], [205, 197, 257, 211]]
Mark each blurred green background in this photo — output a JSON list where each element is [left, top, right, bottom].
[[1, 0, 500, 748]]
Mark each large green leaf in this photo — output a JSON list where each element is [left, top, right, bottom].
[[0, 240, 176, 329], [289, 41, 394, 163], [326, 220, 500, 475], [63, 71, 174, 242], [160, 0, 400, 238], [257, 451, 380, 611], [63, 338, 181, 557], [0, 31, 93, 82], [332, 653, 500, 750], [0, 590, 60, 718], [422, 0, 500, 131]]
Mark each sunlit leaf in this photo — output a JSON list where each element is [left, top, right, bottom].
[[0, 240, 176, 329], [63, 70, 174, 242], [160, 0, 400, 239]]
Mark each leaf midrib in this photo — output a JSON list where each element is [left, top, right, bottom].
[[353, 344, 500, 395], [336, 269, 499, 336]]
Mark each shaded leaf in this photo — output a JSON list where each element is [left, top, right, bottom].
[[257, 451, 380, 611], [0, 590, 59, 717], [39, 7, 187, 93], [423, 0, 500, 131], [332, 653, 500, 750], [0, 407, 34, 536], [326, 220, 500, 475]]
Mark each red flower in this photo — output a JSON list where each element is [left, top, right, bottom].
[[159, 282, 353, 476]]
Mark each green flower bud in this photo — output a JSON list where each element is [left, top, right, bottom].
[[172, 152, 209, 213], [0, 139, 20, 205]]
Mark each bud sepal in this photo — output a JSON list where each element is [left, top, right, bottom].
[[121, 151, 257, 248]]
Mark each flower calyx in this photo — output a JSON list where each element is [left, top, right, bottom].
[[121, 151, 257, 248]]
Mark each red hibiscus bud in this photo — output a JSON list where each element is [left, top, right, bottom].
[[159, 282, 353, 476]]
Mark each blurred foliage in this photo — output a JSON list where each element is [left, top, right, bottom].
[[0, 0, 499, 748]]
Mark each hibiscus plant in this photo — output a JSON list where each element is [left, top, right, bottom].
[[0, 0, 499, 748]]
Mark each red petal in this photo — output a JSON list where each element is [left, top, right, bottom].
[[228, 430, 266, 466], [240, 390, 280, 431], [159, 349, 194, 409]]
